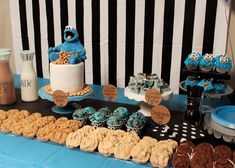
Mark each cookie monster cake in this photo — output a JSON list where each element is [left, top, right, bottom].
[[47, 26, 88, 94]]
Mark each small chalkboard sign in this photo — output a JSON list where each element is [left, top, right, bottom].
[[103, 84, 118, 100], [145, 88, 161, 106], [151, 105, 171, 125], [52, 90, 68, 107]]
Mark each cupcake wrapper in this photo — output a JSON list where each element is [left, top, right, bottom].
[[186, 64, 197, 70], [91, 121, 105, 128], [126, 126, 143, 135], [216, 67, 228, 73], [107, 124, 123, 130], [73, 118, 88, 126], [200, 66, 213, 72]]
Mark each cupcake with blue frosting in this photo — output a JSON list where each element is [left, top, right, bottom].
[[184, 51, 201, 70], [72, 108, 89, 125], [213, 81, 227, 93], [128, 112, 146, 124], [106, 116, 124, 130], [89, 111, 106, 128], [98, 107, 112, 118], [83, 106, 96, 115], [113, 107, 129, 122], [184, 76, 198, 88], [198, 80, 214, 92], [215, 54, 232, 73], [126, 112, 146, 134], [199, 53, 214, 72]]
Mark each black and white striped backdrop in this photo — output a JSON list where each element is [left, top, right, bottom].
[[9, 0, 230, 93]]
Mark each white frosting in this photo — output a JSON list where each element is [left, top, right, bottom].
[[50, 62, 84, 92]]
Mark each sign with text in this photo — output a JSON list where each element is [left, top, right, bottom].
[[145, 88, 161, 106], [103, 84, 118, 100], [52, 90, 68, 107], [151, 105, 171, 125]]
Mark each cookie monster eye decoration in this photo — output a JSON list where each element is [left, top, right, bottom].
[[204, 54, 213, 62], [48, 25, 87, 64], [219, 55, 229, 64], [190, 53, 199, 62]]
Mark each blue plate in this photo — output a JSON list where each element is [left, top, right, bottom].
[[38, 86, 93, 102], [211, 106, 235, 129]]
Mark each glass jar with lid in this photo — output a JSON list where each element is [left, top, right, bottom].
[[0, 50, 16, 105]]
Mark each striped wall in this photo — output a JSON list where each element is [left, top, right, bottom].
[[9, 0, 231, 93]]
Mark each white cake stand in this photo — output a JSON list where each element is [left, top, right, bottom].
[[38, 86, 93, 114], [124, 87, 173, 117]]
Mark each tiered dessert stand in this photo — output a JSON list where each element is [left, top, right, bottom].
[[38, 86, 93, 114], [124, 87, 173, 117], [180, 67, 233, 113], [180, 67, 235, 143], [180, 67, 233, 98]]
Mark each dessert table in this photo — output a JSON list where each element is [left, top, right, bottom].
[[0, 75, 232, 168]]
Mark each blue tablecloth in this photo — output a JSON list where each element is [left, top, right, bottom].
[[0, 75, 229, 168]]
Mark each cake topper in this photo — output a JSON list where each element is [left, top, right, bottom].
[[48, 26, 86, 64]]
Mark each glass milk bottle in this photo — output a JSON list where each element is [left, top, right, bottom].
[[0, 51, 16, 105], [20, 50, 38, 102]]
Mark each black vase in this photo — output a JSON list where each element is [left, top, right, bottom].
[[185, 86, 204, 127]]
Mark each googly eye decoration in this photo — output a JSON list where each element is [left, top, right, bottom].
[[190, 54, 199, 62], [219, 55, 228, 64], [204, 54, 213, 62], [65, 25, 73, 30]]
